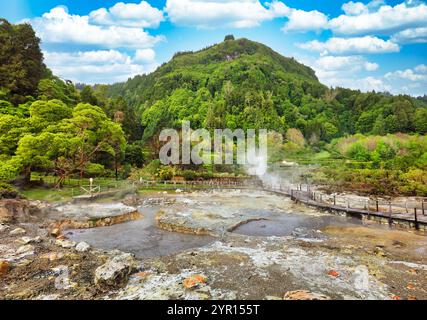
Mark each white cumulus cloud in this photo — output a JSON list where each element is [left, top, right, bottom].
[[163, 0, 329, 32], [415, 64, 427, 73], [298, 36, 400, 55], [164, 0, 293, 29], [89, 1, 164, 28], [329, 2, 427, 36], [341, 1, 369, 16], [44, 50, 159, 84], [134, 49, 156, 63], [385, 68, 427, 82], [164, 0, 281, 29], [391, 27, 427, 44], [31, 6, 164, 49], [315, 55, 378, 72], [281, 9, 328, 32]]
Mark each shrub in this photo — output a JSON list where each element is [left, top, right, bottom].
[[181, 170, 196, 181], [156, 166, 178, 181], [347, 143, 370, 161], [84, 163, 105, 177], [0, 182, 19, 199]]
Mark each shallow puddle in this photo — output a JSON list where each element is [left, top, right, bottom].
[[231, 213, 364, 237]]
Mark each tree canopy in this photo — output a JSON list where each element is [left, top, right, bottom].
[[0, 19, 45, 102]]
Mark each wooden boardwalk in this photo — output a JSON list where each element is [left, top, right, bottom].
[[264, 185, 427, 231]]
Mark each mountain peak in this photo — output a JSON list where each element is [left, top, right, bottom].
[[168, 37, 318, 82], [108, 37, 324, 111]]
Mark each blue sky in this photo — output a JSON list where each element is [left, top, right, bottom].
[[1, 0, 426, 95]]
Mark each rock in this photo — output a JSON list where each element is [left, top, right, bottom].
[[55, 239, 76, 249], [0, 260, 10, 276], [14, 259, 32, 267], [35, 294, 61, 300], [135, 271, 150, 280], [176, 189, 183, 193], [374, 246, 386, 257], [75, 242, 90, 252], [51, 228, 61, 237], [0, 199, 39, 223], [0, 224, 9, 233], [9, 227, 26, 236], [16, 236, 41, 245], [353, 265, 370, 291], [327, 270, 340, 278], [52, 266, 73, 290], [284, 290, 331, 300], [16, 244, 35, 255], [94, 253, 138, 288], [182, 274, 207, 289], [41, 252, 65, 261]]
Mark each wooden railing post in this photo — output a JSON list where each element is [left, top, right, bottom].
[[376, 200, 379, 212], [388, 202, 392, 225], [422, 201, 425, 216], [367, 200, 370, 217], [414, 208, 419, 230], [333, 195, 336, 206]]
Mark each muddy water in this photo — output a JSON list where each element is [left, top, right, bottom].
[[66, 206, 215, 258]]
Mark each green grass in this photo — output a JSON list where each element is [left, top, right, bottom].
[[313, 151, 331, 160], [21, 187, 81, 202]]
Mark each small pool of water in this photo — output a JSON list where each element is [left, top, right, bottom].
[[65, 206, 215, 258], [231, 212, 364, 238]]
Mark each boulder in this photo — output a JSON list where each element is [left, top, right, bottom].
[[94, 253, 138, 288], [284, 290, 331, 300], [0, 199, 40, 223]]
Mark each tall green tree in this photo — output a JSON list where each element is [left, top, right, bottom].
[[0, 19, 44, 100]]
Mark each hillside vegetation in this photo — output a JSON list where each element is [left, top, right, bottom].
[[108, 36, 427, 146], [0, 21, 426, 196]]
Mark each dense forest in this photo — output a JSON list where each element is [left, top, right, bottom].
[[0, 20, 426, 195], [108, 35, 427, 144]]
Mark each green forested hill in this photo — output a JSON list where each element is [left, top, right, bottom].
[[107, 36, 427, 143]]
